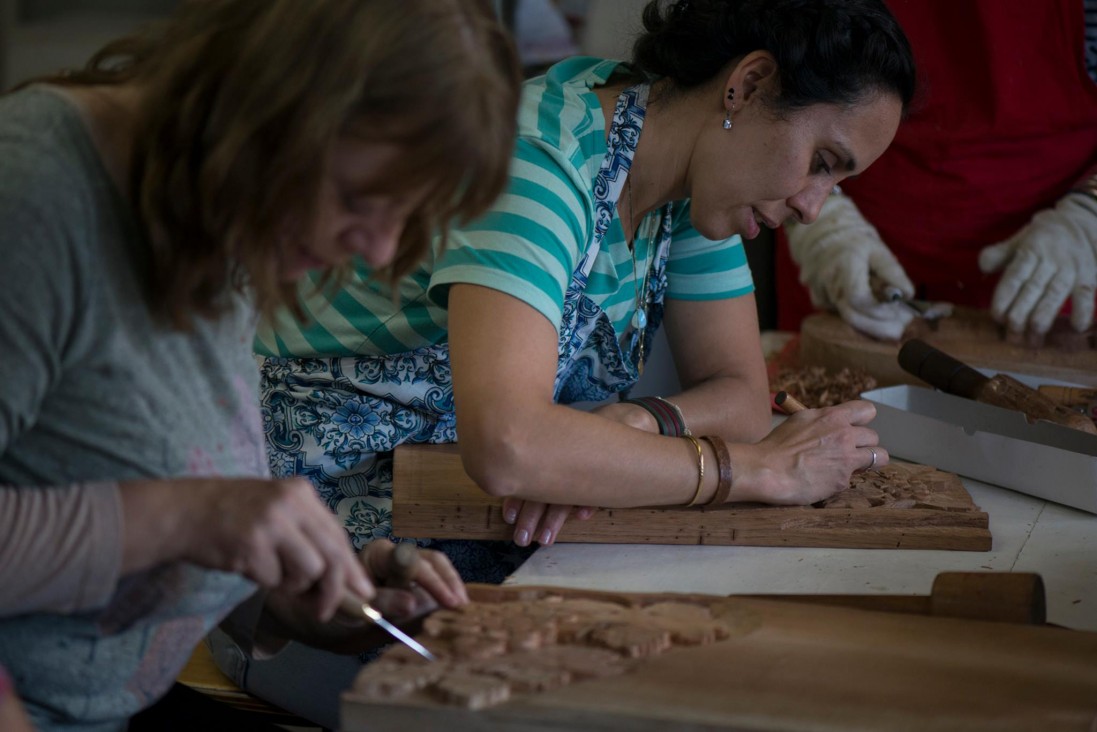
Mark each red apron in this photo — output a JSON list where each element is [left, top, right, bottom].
[[776, 0, 1097, 331]]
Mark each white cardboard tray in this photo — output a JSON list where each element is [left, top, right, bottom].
[[862, 383, 1097, 515]]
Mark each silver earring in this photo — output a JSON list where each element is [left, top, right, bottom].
[[722, 110, 733, 130]]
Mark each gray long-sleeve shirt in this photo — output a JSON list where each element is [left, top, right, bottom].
[[0, 87, 267, 731]]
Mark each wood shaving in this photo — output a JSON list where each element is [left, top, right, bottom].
[[771, 365, 877, 408]]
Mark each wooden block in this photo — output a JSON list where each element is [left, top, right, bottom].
[[799, 308, 1097, 388], [391, 444, 992, 551], [341, 583, 1097, 732]]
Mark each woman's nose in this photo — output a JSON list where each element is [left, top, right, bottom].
[[341, 218, 403, 268], [788, 183, 831, 225]]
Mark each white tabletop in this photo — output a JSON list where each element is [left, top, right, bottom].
[[506, 478, 1097, 631]]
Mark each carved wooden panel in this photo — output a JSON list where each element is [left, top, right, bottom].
[[350, 592, 729, 710], [341, 583, 1097, 732]]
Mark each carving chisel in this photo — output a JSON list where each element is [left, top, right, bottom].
[[870, 274, 951, 322], [897, 338, 1097, 434], [341, 598, 437, 661]]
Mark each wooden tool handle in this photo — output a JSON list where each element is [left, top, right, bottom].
[[742, 571, 1046, 625], [928, 571, 1045, 625], [897, 338, 988, 399], [899, 339, 1097, 434], [773, 391, 808, 414], [984, 374, 1097, 434]]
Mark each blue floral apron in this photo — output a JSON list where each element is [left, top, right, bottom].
[[259, 84, 673, 581]]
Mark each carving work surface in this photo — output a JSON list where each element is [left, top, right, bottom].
[[347, 594, 731, 710]]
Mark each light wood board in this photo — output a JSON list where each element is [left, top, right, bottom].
[[341, 583, 1097, 732], [391, 444, 991, 551], [800, 309, 1097, 388]]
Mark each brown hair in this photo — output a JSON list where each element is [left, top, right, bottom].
[[34, 0, 520, 328]]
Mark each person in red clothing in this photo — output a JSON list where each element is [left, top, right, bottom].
[[779, 0, 1097, 341]]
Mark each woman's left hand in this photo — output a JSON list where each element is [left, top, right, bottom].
[[501, 498, 594, 547], [260, 541, 468, 653], [497, 399, 648, 546], [360, 540, 467, 612], [979, 193, 1097, 335]]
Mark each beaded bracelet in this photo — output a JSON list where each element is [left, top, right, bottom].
[[623, 395, 691, 437], [682, 435, 705, 506], [700, 435, 732, 506]]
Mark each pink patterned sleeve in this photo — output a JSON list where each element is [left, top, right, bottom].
[[0, 481, 123, 616]]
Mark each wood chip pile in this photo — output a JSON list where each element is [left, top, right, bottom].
[[770, 365, 878, 408]]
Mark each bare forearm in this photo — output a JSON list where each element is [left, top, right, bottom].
[[659, 294, 771, 441], [460, 402, 721, 508], [449, 285, 868, 511], [663, 373, 772, 442], [463, 397, 886, 509]]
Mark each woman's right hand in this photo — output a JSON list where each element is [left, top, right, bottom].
[[119, 476, 375, 622], [728, 400, 888, 505]]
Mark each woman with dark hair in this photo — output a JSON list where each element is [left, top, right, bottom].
[[260, 0, 916, 557], [0, 1, 520, 729]]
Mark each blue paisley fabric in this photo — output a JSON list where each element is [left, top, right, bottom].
[[258, 83, 675, 582]]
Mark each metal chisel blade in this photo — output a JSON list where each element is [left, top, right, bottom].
[[360, 603, 437, 661]]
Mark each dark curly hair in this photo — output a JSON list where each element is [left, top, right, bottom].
[[631, 0, 916, 115]]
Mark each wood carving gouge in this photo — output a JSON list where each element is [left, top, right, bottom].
[[340, 596, 437, 661], [870, 274, 951, 322], [338, 542, 435, 660]]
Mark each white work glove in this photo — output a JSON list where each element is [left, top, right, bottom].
[[978, 193, 1097, 334], [787, 193, 917, 341]]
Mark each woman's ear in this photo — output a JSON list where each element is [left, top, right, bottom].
[[723, 50, 778, 112]]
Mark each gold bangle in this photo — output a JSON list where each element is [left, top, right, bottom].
[[683, 435, 705, 507]]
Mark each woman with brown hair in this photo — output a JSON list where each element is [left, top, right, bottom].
[[0, 1, 520, 729]]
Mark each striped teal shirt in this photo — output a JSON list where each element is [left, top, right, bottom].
[[256, 57, 754, 358]]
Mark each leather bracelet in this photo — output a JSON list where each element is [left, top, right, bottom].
[[682, 435, 705, 506], [624, 395, 691, 437], [700, 435, 732, 506]]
